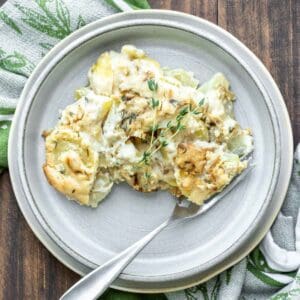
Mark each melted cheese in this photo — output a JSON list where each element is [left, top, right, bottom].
[[43, 45, 253, 207]]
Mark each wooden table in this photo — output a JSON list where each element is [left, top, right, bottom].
[[0, 0, 299, 299]]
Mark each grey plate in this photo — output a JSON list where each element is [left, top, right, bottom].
[[9, 10, 293, 293]]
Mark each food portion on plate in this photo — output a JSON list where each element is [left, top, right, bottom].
[[43, 45, 253, 207]]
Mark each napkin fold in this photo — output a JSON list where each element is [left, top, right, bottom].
[[0, 1, 299, 299]]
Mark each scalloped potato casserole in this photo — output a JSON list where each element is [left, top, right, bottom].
[[43, 45, 253, 207]]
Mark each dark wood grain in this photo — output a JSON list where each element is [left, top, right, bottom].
[[218, 0, 300, 143], [0, 0, 299, 299], [0, 172, 79, 300]]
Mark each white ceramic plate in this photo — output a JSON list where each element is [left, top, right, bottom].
[[9, 10, 293, 293]]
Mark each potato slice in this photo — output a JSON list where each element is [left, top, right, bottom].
[[89, 52, 113, 96], [43, 128, 100, 206], [174, 142, 247, 205]]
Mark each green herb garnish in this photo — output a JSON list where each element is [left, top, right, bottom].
[[139, 151, 151, 165], [159, 138, 168, 147], [150, 123, 159, 132], [176, 107, 189, 122], [139, 104, 194, 166], [150, 98, 160, 109], [198, 98, 205, 106], [148, 79, 158, 91]]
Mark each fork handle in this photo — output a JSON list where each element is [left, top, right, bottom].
[[60, 218, 173, 300]]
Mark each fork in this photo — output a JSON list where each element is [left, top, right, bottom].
[[60, 163, 254, 300]]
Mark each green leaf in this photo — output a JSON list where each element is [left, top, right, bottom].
[[225, 266, 233, 285], [197, 284, 209, 300], [105, 0, 150, 11], [76, 15, 86, 29], [0, 10, 22, 34], [290, 288, 300, 296], [104, 0, 121, 11], [148, 79, 158, 91], [249, 247, 280, 274], [1, 53, 26, 69], [184, 289, 198, 300], [271, 292, 289, 300], [295, 274, 300, 284], [150, 98, 159, 108], [150, 123, 159, 132], [177, 107, 189, 121], [271, 289, 300, 300], [211, 276, 221, 300], [139, 151, 151, 165], [56, 0, 71, 31], [284, 270, 297, 278], [0, 121, 11, 168], [30, 21, 67, 39], [18, 0, 71, 39], [36, 0, 47, 8], [198, 98, 205, 106], [15, 3, 69, 39], [247, 261, 285, 287], [0, 107, 15, 115], [176, 123, 186, 131], [271, 290, 300, 300], [15, 4, 52, 27], [0, 49, 34, 77], [36, 0, 70, 35], [0, 52, 25, 73], [124, 0, 151, 9], [0, 48, 5, 57], [159, 138, 168, 147], [39, 42, 54, 51], [166, 120, 173, 129]]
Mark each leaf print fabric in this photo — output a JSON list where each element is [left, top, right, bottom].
[[0, 0, 117, 167], [104, 0, 150, 11], [15, 0, 83, 40], [0, 1, 300, 299], [0, 47, 34, 77], [0, 10, 22, 34]]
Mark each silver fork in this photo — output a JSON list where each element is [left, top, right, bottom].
[[60, 163, 254, 300]]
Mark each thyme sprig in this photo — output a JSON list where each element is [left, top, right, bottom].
[[150, 97, 160, 108], [139, 79, 160, 165], [148, 79, 158, 91], [139, 97, 205, 165]]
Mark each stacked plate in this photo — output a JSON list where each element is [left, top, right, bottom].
[[9, 10, 293, 293]]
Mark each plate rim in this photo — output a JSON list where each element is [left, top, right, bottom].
[[8, 10, 293, 293]]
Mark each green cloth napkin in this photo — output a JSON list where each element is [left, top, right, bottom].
[[1, 1, 300, 299]]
